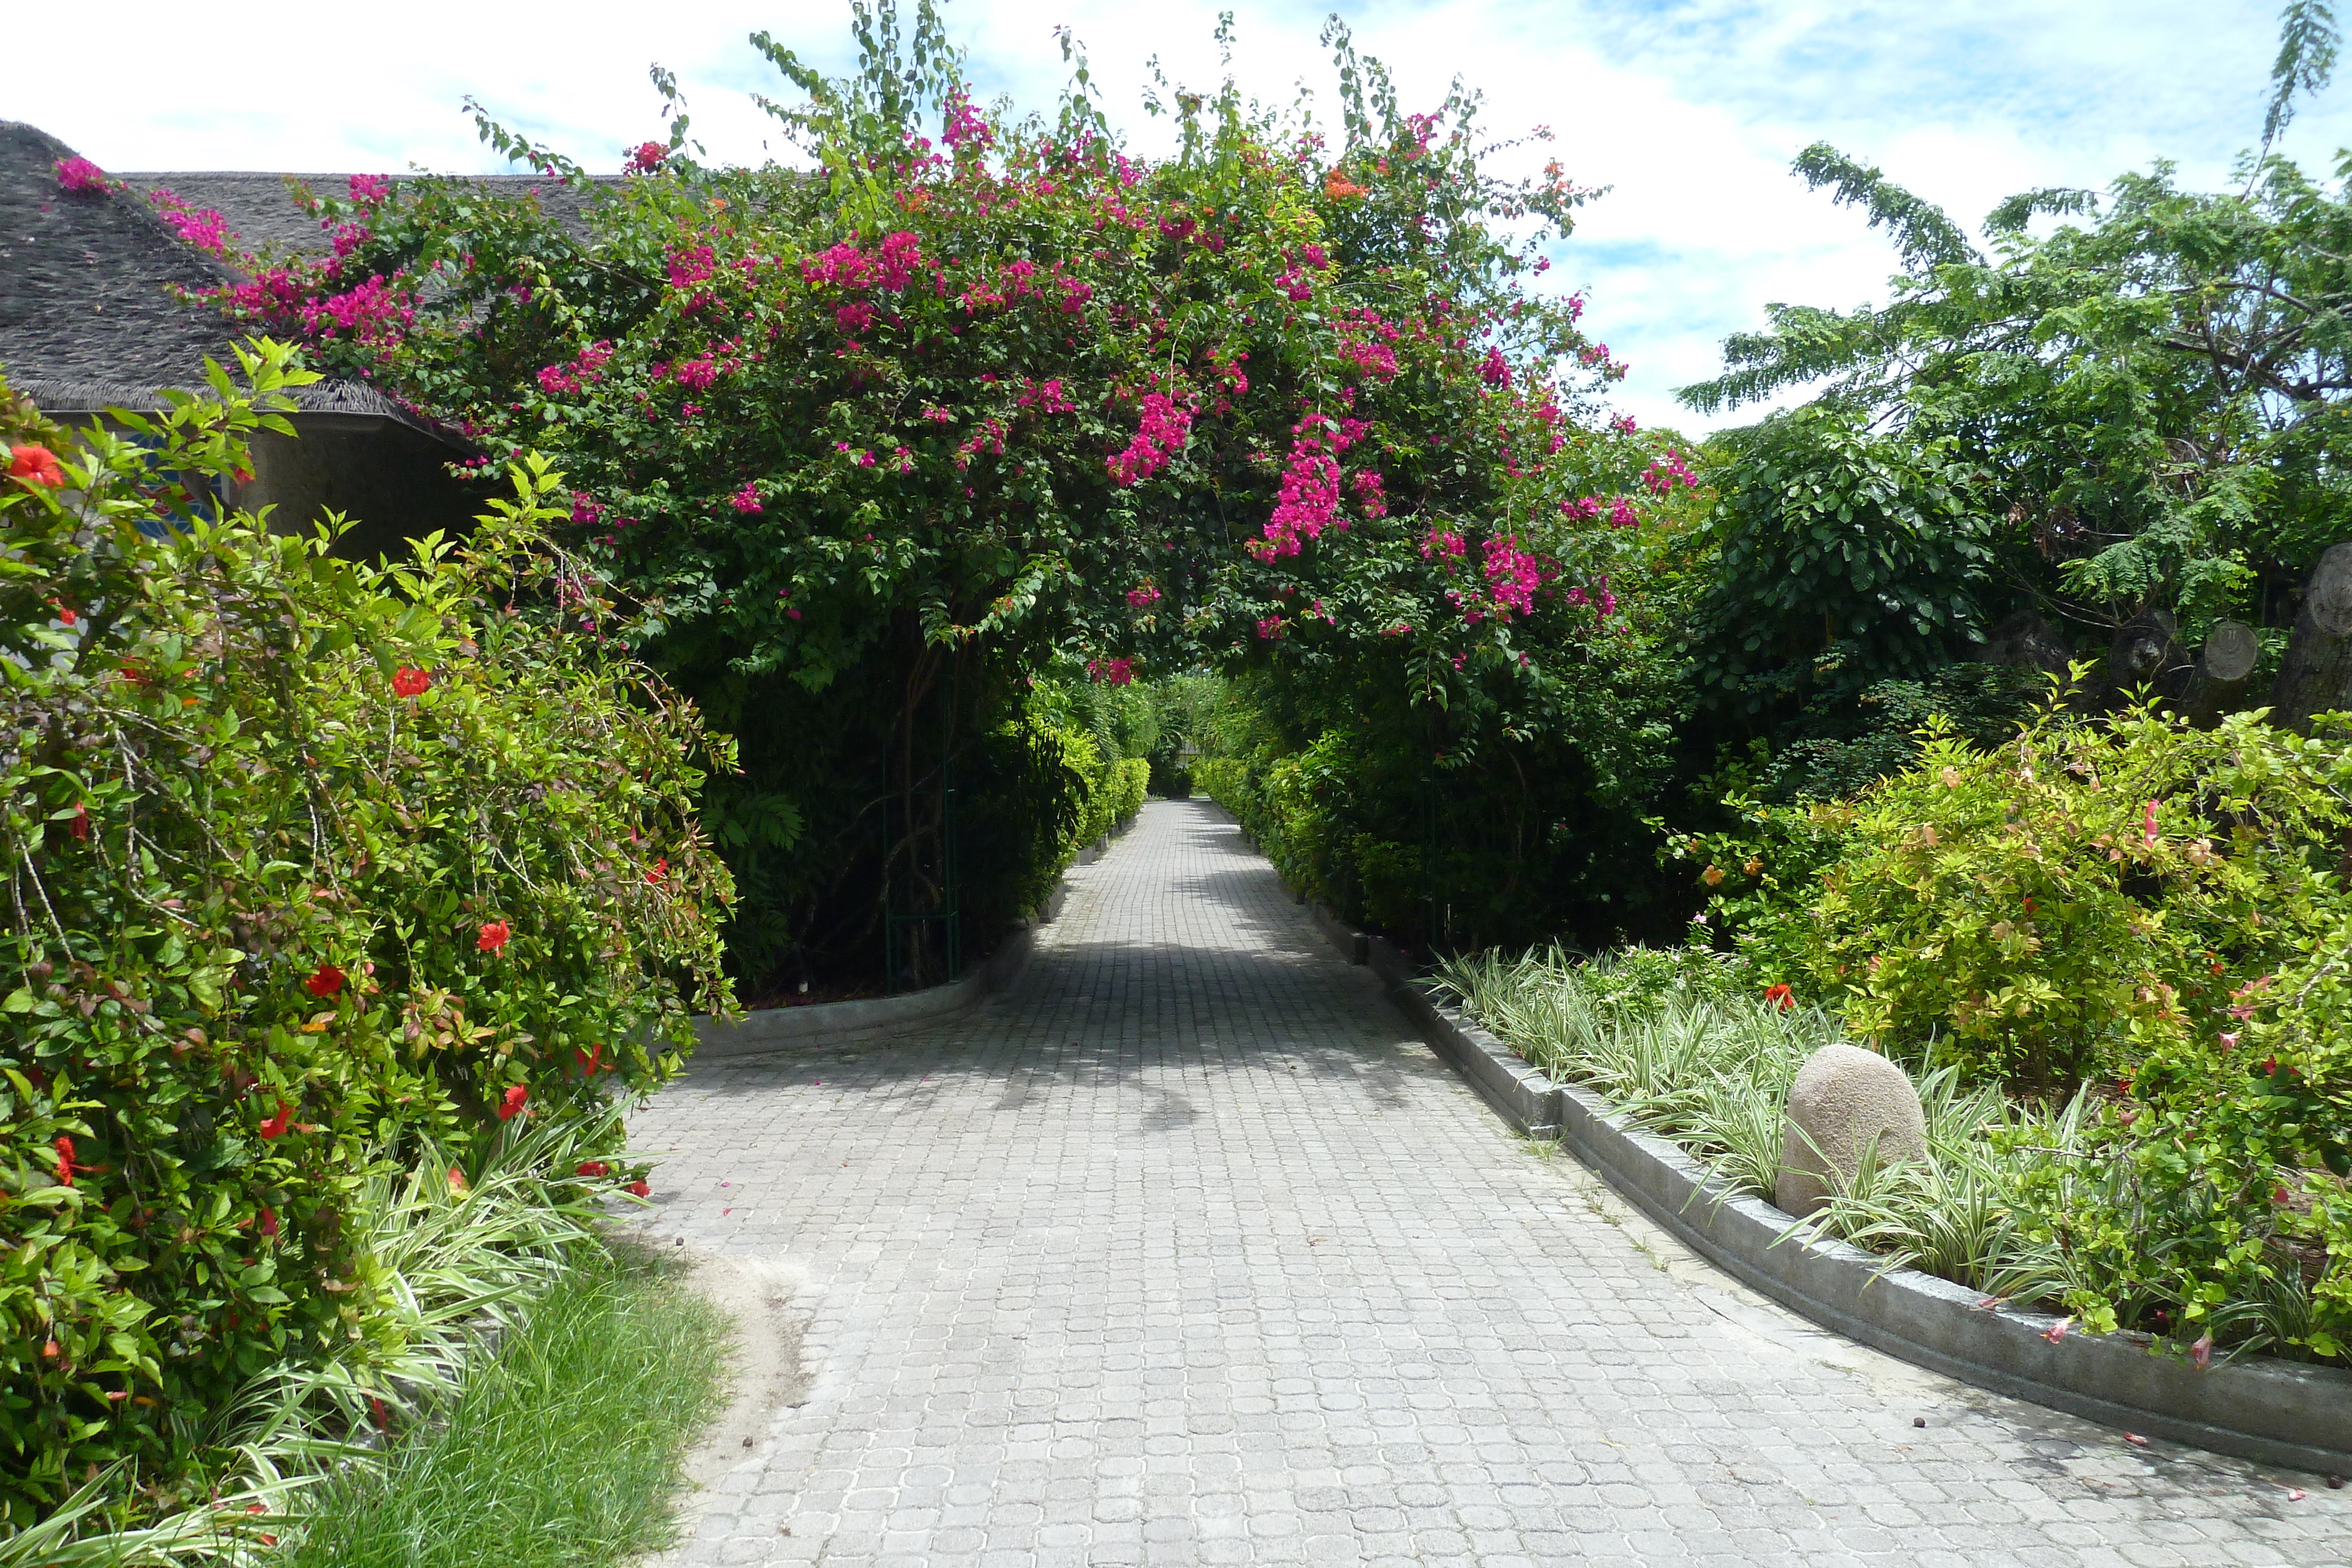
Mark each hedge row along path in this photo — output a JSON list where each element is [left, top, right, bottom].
[[628, 800, 2352, 1567]]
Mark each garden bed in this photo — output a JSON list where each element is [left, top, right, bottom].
[[1417, 943, 2352, 1472]]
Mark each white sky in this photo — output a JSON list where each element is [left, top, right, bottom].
[[9, 0, 2337, 433]]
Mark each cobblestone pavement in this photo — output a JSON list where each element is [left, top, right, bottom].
[[631, 799, 2351, 1568]]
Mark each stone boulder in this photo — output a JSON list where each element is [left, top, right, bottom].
[[1774, 1043, 1929, 1217]]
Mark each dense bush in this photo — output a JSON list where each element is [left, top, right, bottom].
[[0, 347, 730, 1524], [1690, 701, 2351, 1353]]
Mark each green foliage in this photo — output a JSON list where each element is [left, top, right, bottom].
[[1693, 700, 2352, 1356], [0, 348, 730, 1525], [1689, 407, 1995, 713], [1683, 122, 2352, 668], [284, 1245, 726, 1568]]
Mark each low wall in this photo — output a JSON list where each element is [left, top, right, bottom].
[[690, 812, 1134, 1059]]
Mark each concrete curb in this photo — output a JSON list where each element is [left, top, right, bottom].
[[1296, 896, 2352, 1477], [689, 838, 1109, 1059]]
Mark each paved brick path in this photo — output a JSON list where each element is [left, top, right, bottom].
[[632, 800, 2351, 1568]]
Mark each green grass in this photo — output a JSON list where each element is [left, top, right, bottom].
[[283, 1245, 729, 1568]]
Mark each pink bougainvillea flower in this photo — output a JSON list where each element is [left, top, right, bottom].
[[497, 1083, 529, 1121], [2190, 1332, 2213, 1369], [258, 1101, 292, 1140], [730, 483, 763, 514], [476, 920, 511, 953], [54, 157, 108, 193], [626, 141, 668, 175], [392, 666, 431, 698], [9, 445, 66, 487], [305, 963, 345, 998], [1125, 583, 1161, 609]]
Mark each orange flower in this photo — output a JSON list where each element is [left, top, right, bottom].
[[392, 666, 431, 698], [8, 444, 65, 487], [1763, 983, 1795, 1012], [1323, 169, 1368, 199], [476, 920, 510, 953]]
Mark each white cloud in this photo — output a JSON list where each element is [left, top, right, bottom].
[[12, 0, 2333, 433]]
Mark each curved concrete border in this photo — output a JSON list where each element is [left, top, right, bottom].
[[1298, 897, 2352, 1477]]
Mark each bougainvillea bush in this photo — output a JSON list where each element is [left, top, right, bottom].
[[0, 346, 731, 1526], [162, 0, 1701, 978]]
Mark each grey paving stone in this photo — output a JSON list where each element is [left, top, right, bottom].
[[638, 801, 2352, 1567]]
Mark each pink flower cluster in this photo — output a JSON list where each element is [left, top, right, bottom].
[[1087, 657, 1135, 686], [1561, 496, 1602, 521], [54, 158, 108, 193], [1642, 448, 1697, 494], [1478, 348, 1511, 388], [955, 417, 1008, 470], [148, 189, 235, 256], [1351, 469, 1388, 519], [672, 356, 722, 390], [836, 300, 876, 335], [535, 340, 614, 397], [802, 232, 927, 292], [731, 483, 764, 514], [1609, 496, 1638, 529], [627, 142, 668, 175], [302, 275, 412, 345], [1421, 528, 1466, 560], [1255, 616, 1284, 640], [943, 92, 993, 152], [1125, 583, 1162, 609], [1608, 412, 1638, 434], [1258, 414, 1369, 559], [667, 243, 717, 291], [1107, 393, 1194, 487], [1016, 377, 1074, 415], [1058, 275, 1094, 313], [1482, 535, 1546, 617], [348, 173, 391, 206]]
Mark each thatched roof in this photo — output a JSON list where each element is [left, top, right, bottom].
[[1, 122, 618, 436]]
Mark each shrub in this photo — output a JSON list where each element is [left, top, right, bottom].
[[1695, 698, 2352, 1356], [0, 347, 731, 1524]]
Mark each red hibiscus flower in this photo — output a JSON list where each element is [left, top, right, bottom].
[[497, 1083, 529, 1121], [67, 804, 89, 841], [306, 963, 346, 998], [258, 1206, 279, 1241], [258, 1101, 292, 1139], [477, 920, 511, 953], [1763, 983, 1795, 1012], [576, 1160, 610, 1178], [8, 444, 65, 487], [574, 1044, 605, 1076], [646, 857, 669, 885], [626, 1179, 650, 1198], [53, 1135, 75, 1186], [392, 666, 431, 698]]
